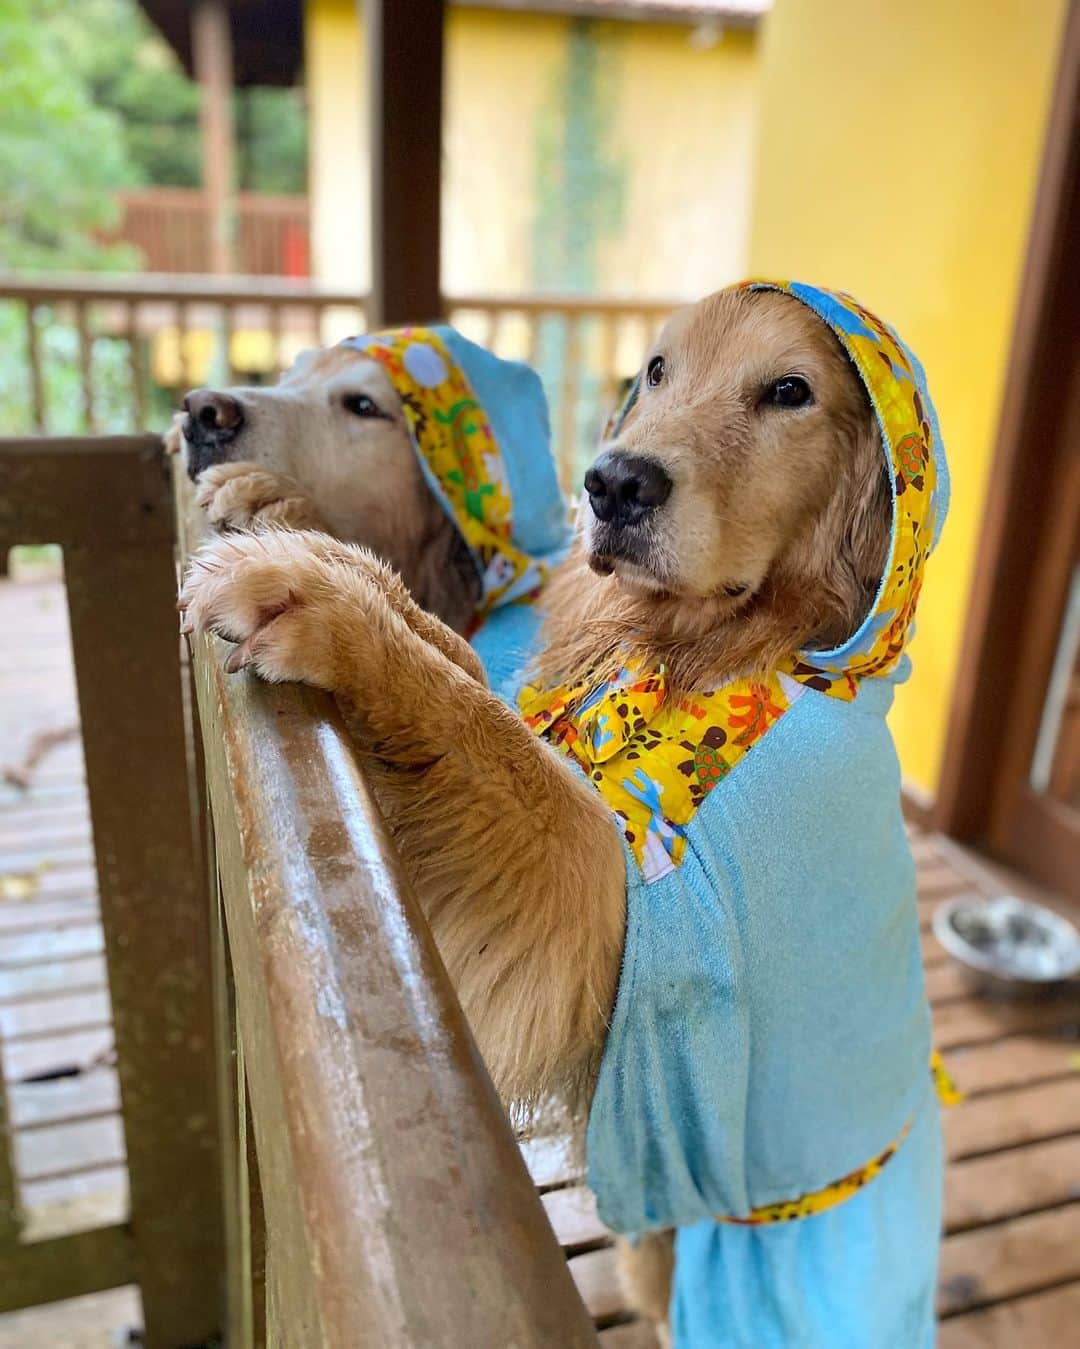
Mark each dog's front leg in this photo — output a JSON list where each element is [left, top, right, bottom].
[[194, 461, 329, 532], [180, 529, 626, 1111]]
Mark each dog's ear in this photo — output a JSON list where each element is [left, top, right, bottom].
[[845, 418, 893, 594], [804, 409, 892, 649]]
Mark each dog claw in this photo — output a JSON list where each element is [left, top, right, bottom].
[[223, 645, 249, 674], [179, 620, 193, 636], [223, 632, 264, 674]]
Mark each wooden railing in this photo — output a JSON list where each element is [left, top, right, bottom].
[[0, 431, 601, 1343], [179, 517, 600, 1343], [0, 435, 222, 1345], [110, 189, 310, 277], [0, 273, 679, 487]]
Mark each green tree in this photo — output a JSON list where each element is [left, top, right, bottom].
[[48, 0, 307, 194], [0, 0, 136, 269]]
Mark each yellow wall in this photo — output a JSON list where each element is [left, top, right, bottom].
[[305, 1, 759, 299], [305, 0, 369, 288], [749, 0, 1067, 796]]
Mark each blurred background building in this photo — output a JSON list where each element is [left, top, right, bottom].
[[1, 0, 1070, 807], [0, 5, 1078, 1340]]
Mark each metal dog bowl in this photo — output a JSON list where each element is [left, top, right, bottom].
[[933, 894, 1080, 999]]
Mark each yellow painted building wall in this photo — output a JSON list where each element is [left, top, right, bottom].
[[749, 0, 1067, 796], [305, 0, 759, 299]]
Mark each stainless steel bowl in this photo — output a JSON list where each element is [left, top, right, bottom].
[[932, 894, 1080, 999]]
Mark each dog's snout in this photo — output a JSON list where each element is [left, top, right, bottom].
[[182, 389, 245, 479], [585, 451, 672, 527], [183, 389, 244, 439]]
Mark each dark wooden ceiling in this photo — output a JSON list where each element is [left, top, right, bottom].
[[136, 1, 304, 87]]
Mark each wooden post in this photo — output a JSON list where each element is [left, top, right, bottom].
[[365, 0, 445, 326], [0, 437, 224, 1347], [192, 0, 236, 275]]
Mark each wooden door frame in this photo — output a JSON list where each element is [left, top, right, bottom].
[[934, 2, 1080, 890]]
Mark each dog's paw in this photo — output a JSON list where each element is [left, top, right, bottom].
[[194, 462, 324, 532], [179, 531, 359, 688]]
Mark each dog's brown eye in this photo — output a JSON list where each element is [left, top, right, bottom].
[[646, 356, 665, 388], [343, 393, 382, 418], [765, 376, 812, 409]]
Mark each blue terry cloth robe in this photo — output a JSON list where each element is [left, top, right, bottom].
[[517, 281, 952, 1348]]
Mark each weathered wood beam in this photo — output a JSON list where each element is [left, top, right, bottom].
[[366, 0, 445, 326], [0, 435, 224, 1347], [192, 0, 237, 274]]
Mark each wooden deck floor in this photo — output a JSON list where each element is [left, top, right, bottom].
[[1, 570, 1079, 1346], [536, 825, 1080, 1346]]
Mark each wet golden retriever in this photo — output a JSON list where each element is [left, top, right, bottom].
[[178, 287, 890, 1327]]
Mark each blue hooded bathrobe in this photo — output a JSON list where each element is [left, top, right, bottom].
[[345, 283, 951, 1348]]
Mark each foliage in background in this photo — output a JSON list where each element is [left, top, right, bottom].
[[0, 0, 308, 274], [53, 0, 308, 194], [0, 0, 307, 432], [236, 87, 308, 194], [0, 0, 137, 270], [531, 20, 628, 476], [531, 21, 627, 294]]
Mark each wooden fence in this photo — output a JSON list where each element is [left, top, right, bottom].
[[110, 189, 311, 278], [0, 432, 599, 1345], [0, 274, 677, 488]]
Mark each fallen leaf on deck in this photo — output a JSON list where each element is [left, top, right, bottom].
[[0, 867, 43, 901]]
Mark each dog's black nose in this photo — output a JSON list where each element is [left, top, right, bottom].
[[182, 389, 245, 478], [585, 451, 672, 527], [183, 389, 244, 443]]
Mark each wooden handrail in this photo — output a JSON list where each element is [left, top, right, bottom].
[[0, 270, 685, 314], [177, 478, 599, 1344], [0, 272, 363, 306], [0, 273, 679, 487]]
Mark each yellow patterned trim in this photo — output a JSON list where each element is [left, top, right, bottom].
[[520, 662, 813, 882], [718, 1120, 915, 1227], [717, 1056, 962, 1226], [346, 327, 548, 621], [522, 284, 943, 881], [931, 1049, 965, 1106]]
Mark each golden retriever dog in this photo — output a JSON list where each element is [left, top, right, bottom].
[[172, 345, 482, 632], [179, 284, 948, 1345]]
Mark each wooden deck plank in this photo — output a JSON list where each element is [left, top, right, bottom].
[[0, 990, 113, 1042], [926, 961, 977, 1003], [543, 1185, 608, 1252], [945, 1076, 1080, 1160], [945, 1135, 1080, 1232], [0, 953, 108, 1004], [933, 995, 1080, 1052], [0, 843, 95, 873], [938, 1282, 1080, 1347], [0, 924, 104, 969], [20, 1163, 128, 1209], [15, 1114, 126, 1182], [4, 1028, 113, 1083], [946, 1033, 1080, 1095], [8, 1069, 121, 1130], [522, 1131, 581, 1192], [938, 1203, 1080, 1317], [0, 900, 99, 936], [0, 868, 98, 901], [569, 1246, 623, 1325]]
